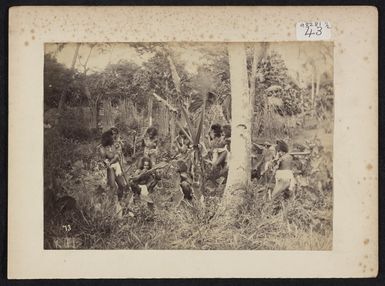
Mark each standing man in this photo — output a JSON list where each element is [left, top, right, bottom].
[[271, 140, 296, 199], [98, 127, 128, 203]]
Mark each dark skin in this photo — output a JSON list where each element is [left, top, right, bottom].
[[174, 134, 192, 154], [278, 153, 293, 170], [177, 165, 194, 200], [130, 160, 160, 195], [143, 132, 158, 165], [133, 161, 151, 183], [99, 144, 127, 201], [212, 129, 231, 168], [271, 151, 294, 199], [209, 130, 229, 170]]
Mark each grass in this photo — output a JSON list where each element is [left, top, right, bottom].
[[44, 124, 333, 250]]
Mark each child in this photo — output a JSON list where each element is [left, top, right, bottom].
[[174, 128, 192, 156], [271, 140, 296, 199], [176, 160, 194, 201], [130, 156, 160, 206], [216, 124, 231, 169], [207, 124, 225, 166], [111, 126, 125, 167]]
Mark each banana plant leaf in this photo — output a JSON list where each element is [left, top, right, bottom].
[[181, 106, 197, 145]]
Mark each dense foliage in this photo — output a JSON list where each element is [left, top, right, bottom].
[[44, 43, 334, 250]]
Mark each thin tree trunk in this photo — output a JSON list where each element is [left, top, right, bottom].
[[103, 99, 113, 129], [170, 114, 176, 145], [148, 96, 153, 127], [58, 43, 80, 113], [90, 103, 98, 130], [96, 102, 104, 132], [250, 43, 267, 137], [166, 94, 176, 145], [316, 72, 321, 97], [315, 72, 321, 119], [250, 47, 258, 109], [311, 70, 315, 116], [218, 43, 252, 225], [166, 53, 181, 146], [166, 53, 182, 97], [250, 43, 267, 110], [164, 106, 170, 138], [124, 98, 131, 122], [158, 104, 168, 137], [133, 135, 137, 156], [84, 83, 99, 130]]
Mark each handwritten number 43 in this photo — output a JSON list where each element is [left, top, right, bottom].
[[305, 26, 323, 37]]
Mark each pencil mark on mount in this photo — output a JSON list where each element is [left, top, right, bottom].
[[43, 42, 334, 250]]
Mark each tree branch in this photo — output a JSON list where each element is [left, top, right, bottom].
[[151, 92, 178, 113]]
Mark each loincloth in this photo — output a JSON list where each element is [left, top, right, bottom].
[[110, 162, 123, 177], [275, 169, 296, 191], [138, 185, 153, 203]]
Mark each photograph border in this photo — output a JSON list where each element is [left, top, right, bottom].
[[2, 0, 384, 281]]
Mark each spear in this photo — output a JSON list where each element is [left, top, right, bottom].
[[123, 161, 169, 182]]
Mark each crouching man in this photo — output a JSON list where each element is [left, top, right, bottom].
[[175, 160, 194, 201], [130, 157, 161, 209], [271, 140, 296, 199]]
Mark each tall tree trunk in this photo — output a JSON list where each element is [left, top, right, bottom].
[[58, 43, 80, 113], [148, 96, 153, 127], [120, 98, 126, 121], [311, 70, 315, 116], [123, 97, 138, 129], [170, 113, 176, 145], [166, 52, 181, 146], [84, 84, 99, 130], [295, 71, 304, 115], [316, 72, 321, 97], [219, 43, 252, 225], [166, 96, 176, 145], [166, 53, 182, 97], [90, 102, 98, 130], [164, 79, 177, 145], [250, 43, 267, 110], [97, 101, 103, 132], [164, 105, 170, 137], [250, 43, 267, 137], [103, 99, 113, 130], [315, 72, 321, 119]]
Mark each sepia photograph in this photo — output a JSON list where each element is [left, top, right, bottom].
[[43, 42, 334, 250], [8, 5, 379, 279]]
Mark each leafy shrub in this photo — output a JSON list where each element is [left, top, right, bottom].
[[45, 107, 333, 250], [58, 109, 98, 142], [114, 114, 139, 136]]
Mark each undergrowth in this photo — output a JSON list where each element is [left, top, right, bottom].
[[44, 128, 333, 250]]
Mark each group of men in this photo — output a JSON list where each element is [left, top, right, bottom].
[[172, 123, 232, 202], [98, 126, 161, 213], [98, 122, 296, 215]]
